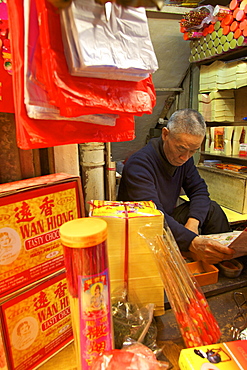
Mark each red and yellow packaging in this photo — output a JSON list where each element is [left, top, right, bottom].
[[179, 340, 247, 369], [0, 173, 84, 298], [89, 200, 165, 315], [0, 271, 73, 370]]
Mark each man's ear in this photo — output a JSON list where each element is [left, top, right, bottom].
[[162, 127, 169, 141]]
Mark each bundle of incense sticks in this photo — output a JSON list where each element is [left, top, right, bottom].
[[148, 226, 221, 348]]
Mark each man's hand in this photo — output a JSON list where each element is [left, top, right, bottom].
[[189, 236, 235, 264], [184, 217, 200, 235]]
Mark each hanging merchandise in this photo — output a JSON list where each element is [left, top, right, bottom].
[[60, 0, 158, 81], [24, 0, 118, 126], [0, 1, 14, 113], [47, 0, 164, 10], [7, 0, 147, 149], [33, 0, 156, 118]]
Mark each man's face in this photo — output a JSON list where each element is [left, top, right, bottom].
[[162, 127, 203, 167]]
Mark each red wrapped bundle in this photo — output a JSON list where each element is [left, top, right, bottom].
[[142, 224, 221, 348], [91, 342, 169, 370]]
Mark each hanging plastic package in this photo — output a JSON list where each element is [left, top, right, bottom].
[[0, 2, 15, 113], [32, 0, 156, 118], [24, 0, 118, 126], [7, 0, 136, 149], [60, 0, 158, 81]]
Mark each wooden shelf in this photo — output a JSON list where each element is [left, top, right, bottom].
[[205, 121, 245, 126], [200, 151, 247, 162], [195, 46, 247, 66]]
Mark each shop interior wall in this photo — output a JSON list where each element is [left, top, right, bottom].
[[111, 7, 192, 162]]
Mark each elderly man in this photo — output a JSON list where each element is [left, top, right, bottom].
[[118, 109, 234, 264]]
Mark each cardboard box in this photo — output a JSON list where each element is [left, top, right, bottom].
[[89, 200, 165, 315], [186, 261, 219, 286], [179, 340, 247, 369], [0, 329, 7, 370], [0, 271, 73, 370], [197, 164, 247, 214], [0, 173, 84, 298]]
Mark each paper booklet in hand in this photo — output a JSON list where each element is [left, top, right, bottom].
[[204, 228, 247, 258]]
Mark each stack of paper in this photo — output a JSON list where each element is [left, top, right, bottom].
[[199, 61, 224, 92], [236, 62, 247, 88], [217, 61, 238, 90], [211, 98, 235, 122], [198, 90, 235, 122], [198, 94, 211, 121], [200, 60, 247, 92], [89, 200, 165, 315]]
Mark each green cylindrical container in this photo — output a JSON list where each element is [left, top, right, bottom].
[[237, 35, 247, 46], [227, 32, 234, 41], [214, 21, 221, 31], [217, 44, 223, 54], [220, 35, 227, 44], [208, 40, 213, 49], [223, 42, 230, 52], [218, 28, 224, 37], [214, 38, 220, 47], [211, 46, 217, 55], [230, 38, 237, 49], [211, 31, 217, 40]]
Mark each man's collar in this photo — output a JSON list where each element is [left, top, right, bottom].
[[151, 136, 177, 176]]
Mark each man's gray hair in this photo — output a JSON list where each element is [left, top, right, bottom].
[[167, 109, 206, 137]]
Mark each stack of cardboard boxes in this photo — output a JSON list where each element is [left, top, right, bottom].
[[0, 173, 84, 370]]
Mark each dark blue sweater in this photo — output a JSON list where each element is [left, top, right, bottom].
[[117, 137, 211, 250]]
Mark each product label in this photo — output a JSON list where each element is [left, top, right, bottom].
[[79, 270, 113, 369], [0, 182, 81, 296], [2, 274, 73, 370], [90, 200, 161, 218], [214, 127, 224, 151]]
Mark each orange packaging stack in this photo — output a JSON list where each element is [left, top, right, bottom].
[[229, 0, 241, 11], [234, 27, 243, 38], [185, 0, 247, 62], [240, 18, 247, 29]]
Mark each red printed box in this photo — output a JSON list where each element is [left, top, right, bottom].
[[0, 173, 84, 298], [0, 271, 73, 370]]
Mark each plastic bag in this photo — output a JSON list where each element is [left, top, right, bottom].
[[181, 5, 216, 31], [111, 288, 161, 355], [33, 0, 156, 118], [24, 0, 118, 126], [61, 0, 158, 80], [91, 341, 169, 370], [7, 0, 136, 149]]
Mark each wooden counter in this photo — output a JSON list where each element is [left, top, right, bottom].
[[39, 261, 247, 370]]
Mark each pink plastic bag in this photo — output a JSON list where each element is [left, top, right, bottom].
[[91, 342, 169, 370]]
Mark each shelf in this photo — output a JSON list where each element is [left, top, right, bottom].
[[200, 151, 247, 161], [194, 46, 247, 66], [205, 121, 246, 126]]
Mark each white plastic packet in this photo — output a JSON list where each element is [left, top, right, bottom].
[[61, 0, 158, 81]]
